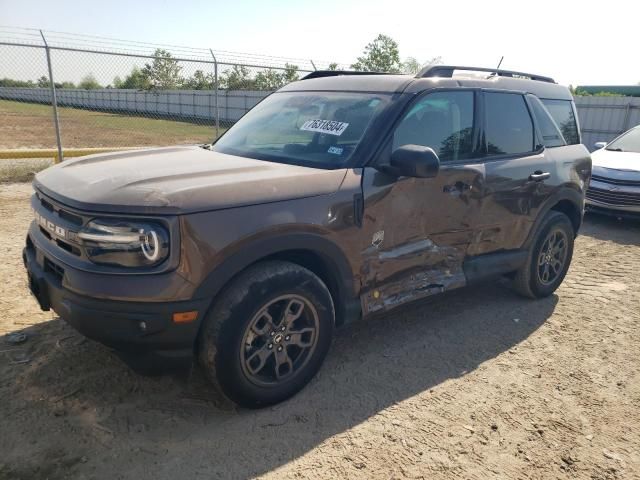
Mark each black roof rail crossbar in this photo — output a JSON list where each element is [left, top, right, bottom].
[[301, 70, 389, 80], [416, 65, 556, 84]]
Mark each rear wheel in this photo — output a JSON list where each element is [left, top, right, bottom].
[[198, 261, 334, 408], [513, 211, 574, 298]]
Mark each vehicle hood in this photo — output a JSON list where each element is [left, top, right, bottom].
[[591, 148, 640, 173], [34, 146, 348, 214]]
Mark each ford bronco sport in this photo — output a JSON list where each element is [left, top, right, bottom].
[[24, 65, 592, 407]]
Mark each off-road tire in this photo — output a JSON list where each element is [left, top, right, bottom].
[[512, 210, 575, 299], [198, 260, 334, 408]]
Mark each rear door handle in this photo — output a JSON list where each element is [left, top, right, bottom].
[[529, 171, 550, 182]]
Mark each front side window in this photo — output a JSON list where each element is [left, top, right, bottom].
[[212, 91, 389, 168], [392, 90, 475, 162], [540, 99, 580, 145], [606, 127, 640, 153], [485, 92, 534, 155]]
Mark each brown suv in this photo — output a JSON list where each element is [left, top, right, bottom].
[[24, 66, 592, 407]]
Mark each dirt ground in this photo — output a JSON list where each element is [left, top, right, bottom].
[[1, 183, 638, 480], [0, 159, 53, 183]]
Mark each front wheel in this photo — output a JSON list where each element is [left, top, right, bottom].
[[198, 261, 334, 408], [512, 211, 575, 298]]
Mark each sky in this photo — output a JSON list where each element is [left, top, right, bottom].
[[1, 0, 639, 86]]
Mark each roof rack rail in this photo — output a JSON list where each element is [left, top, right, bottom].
[[301, 70, 389, 80], [416, 65, 556, 84]]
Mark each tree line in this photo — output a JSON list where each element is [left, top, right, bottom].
[[0, 74, 102, 90], [0, 35, 441, 91]]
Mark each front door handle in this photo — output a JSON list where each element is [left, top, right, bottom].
[[529, 171, 550, 182]]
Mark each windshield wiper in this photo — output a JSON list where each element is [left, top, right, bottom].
[[606, 147, 624, 152]]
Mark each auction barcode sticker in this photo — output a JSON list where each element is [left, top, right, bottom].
[[300, 119, 349, 136]]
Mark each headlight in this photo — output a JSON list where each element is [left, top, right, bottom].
[[78, 218, 169, 268]]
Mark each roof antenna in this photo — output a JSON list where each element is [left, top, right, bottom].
[[486, 56, 504, 79]]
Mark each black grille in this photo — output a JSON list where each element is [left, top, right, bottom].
[[58, 209, 83, 226], [586, 187, 640, 206], [37, 193, 84, 226], [591, 174, 640, 187], [44, 257, 64, 282], [40, 197, 54, 211], [55, 238, 81, 256], [39, 226, 52, 240]]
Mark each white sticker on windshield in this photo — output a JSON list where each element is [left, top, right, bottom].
[[300, 119, 349, 136], [328, 146, 344, 155]]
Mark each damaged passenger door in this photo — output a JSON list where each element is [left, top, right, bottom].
[[360, 89, 484, 315]]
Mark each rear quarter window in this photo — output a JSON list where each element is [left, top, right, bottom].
[[540, 99, 580, 145], [528, 95, 566, 148]]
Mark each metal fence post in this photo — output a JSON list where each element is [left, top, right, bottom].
[[622, 103, 631, 133], [40, 30, 64, 162], [209, 49, 220, 141]]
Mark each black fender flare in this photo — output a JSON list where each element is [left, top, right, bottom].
[[524, 186, 584, 249], [193, 232, 360, 324]]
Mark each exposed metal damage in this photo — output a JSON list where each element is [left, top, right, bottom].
[[361, 237, 466, 314]]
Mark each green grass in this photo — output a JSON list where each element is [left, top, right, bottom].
[[87, 111, 217, 136], [0, 99, 226, 149], [0, 100, 53, 115]]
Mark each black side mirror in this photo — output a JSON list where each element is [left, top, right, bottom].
[[389, 144, 440, 178]]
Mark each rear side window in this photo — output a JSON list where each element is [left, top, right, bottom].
[[528, 95, 566, 148], [540, 99, 580, 145], [485, 92, 535, 155], [393, 90, 475, 162]]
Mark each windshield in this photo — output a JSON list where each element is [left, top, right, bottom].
[[212, 91, 390, 168], [606, 127, 640, 153]]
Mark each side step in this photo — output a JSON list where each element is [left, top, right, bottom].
[[463, 249, 528, 284]]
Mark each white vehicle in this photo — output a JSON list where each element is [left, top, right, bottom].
[[586, 125, 640, 217]]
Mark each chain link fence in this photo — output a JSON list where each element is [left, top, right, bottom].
[[6, 27, 635, 165], [0, 27, 343, 160], [0, 42, 58, 150]]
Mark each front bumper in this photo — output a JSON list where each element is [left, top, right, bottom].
[[585, 192, 640, 218], [23, 240, 210, 371], [585, 173, 640, 217], [585, 202, 640, 219]]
